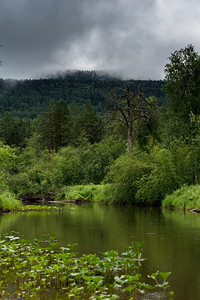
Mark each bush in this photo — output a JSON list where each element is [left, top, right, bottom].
[[162, 185, 200, 210], [135, 146, 180, 205], [7, 173, 31, 195], [105, 149, 151, 204], [106, 144, 187, 206], [0, 191, 22, 211], [0, 142, 17, 193], [8, 147, 58, 196], [57, 184, 112, 203], [51, 137, 125, 186]]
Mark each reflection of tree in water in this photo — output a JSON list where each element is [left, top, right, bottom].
[[0, 211, 58, 240], [0, 212, 22, 234], [145, 209, 200, 300], [1, 206, 200, 299]]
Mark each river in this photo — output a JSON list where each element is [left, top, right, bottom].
[[0, 204, 200, 299]]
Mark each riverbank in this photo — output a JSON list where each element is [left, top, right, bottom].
[[58, 184, 200, 213], [162, 185, 200, 212], [55, 184, 112, 204], [0, 191, 59, 212], [2, 183, 200, 213]]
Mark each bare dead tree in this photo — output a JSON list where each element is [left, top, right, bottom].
[[106, 84, 157, 152]]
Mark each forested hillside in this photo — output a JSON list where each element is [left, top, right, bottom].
[[0, 71, 165, 118], [1, 45, 200, 210]]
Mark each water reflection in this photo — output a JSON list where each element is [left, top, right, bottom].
[[0, 205, 200, 299]]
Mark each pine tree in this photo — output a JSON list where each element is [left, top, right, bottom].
[[37, 100, 70, 151], [79, 102, 103, 144]]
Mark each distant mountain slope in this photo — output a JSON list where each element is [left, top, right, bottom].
[[0, 71, 165, 118]]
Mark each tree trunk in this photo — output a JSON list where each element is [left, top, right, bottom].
[[127, 125, 133, 153], [132, 118, 141, 145]]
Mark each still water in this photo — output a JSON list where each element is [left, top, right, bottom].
[[0, 204, 200, 299]]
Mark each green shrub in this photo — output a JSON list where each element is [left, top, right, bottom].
[[0, 191, 22, 211], [0, 142, 17, 193], [7, 173, 31, 195], [136, 146, 180, 205], [57, 184, 112, 203], [105, 144, 187, 206], [162, 185, 200, 210], [7, 147, 59, 196], [52, 137, 124, 186], [105, 149, 151, 204]]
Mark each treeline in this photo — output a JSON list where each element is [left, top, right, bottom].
[[0, 71, 164, 118], [0, 100, 104, 149], [1, 45, 200, 208]]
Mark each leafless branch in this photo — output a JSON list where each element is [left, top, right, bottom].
[[105, 84, 157, 152]]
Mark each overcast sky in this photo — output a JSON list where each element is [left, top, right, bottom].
[[0, 0, 200, 80]]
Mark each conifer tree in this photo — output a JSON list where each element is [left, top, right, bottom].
[[37, 99, 70, 151], [79, 102, 103, 144]]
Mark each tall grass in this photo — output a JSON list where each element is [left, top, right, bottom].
[[56, 184, 112, 203], [0, 191, 22, 211], [162, 185, 200, 210]]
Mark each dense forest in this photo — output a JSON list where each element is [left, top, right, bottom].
[[1, 45, 200, 211], [0, 72, 164, 118]]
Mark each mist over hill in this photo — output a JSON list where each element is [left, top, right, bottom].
[[0, 71, 165, 118]]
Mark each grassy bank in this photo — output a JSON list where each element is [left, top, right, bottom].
[[0, 191, 59, 212], [162, 185, 200, 211], [0, 185, 112, 212], [0, 191, 22, 211], [3, 182, 200, 213], [56, 184, 112, 203]]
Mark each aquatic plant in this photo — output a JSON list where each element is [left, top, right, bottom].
[[18, 204, 60, 212], [0, 232, 173, 299]]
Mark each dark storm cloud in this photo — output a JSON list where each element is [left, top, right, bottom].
[[0, 0, 200, 79], [0, 0, 90, 77]]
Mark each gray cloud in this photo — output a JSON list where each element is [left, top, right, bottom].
[[0, 0, 200, 79]]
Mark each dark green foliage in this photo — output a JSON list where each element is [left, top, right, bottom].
[[36, 99, 70, 151], [0, 142, 17, 192], [6, 134, 198, 206], [7, 137, 125, 196], [105, 149, 152, 205], [135, 146, 180, 205], [0, 112, 31, 147], [7, 145, 56, 196], [105, 140, 197, 206], [79, 102, 103, 144], [164, 45, 200, 137], [2, 46, 200, 207], [50, 137, 125, 187], [68, 102, 81, 144], [0, 72, 165, 118], [137, 98, 161, 149], [106, 86, 158, 152], [33, 100, 104, 150]]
